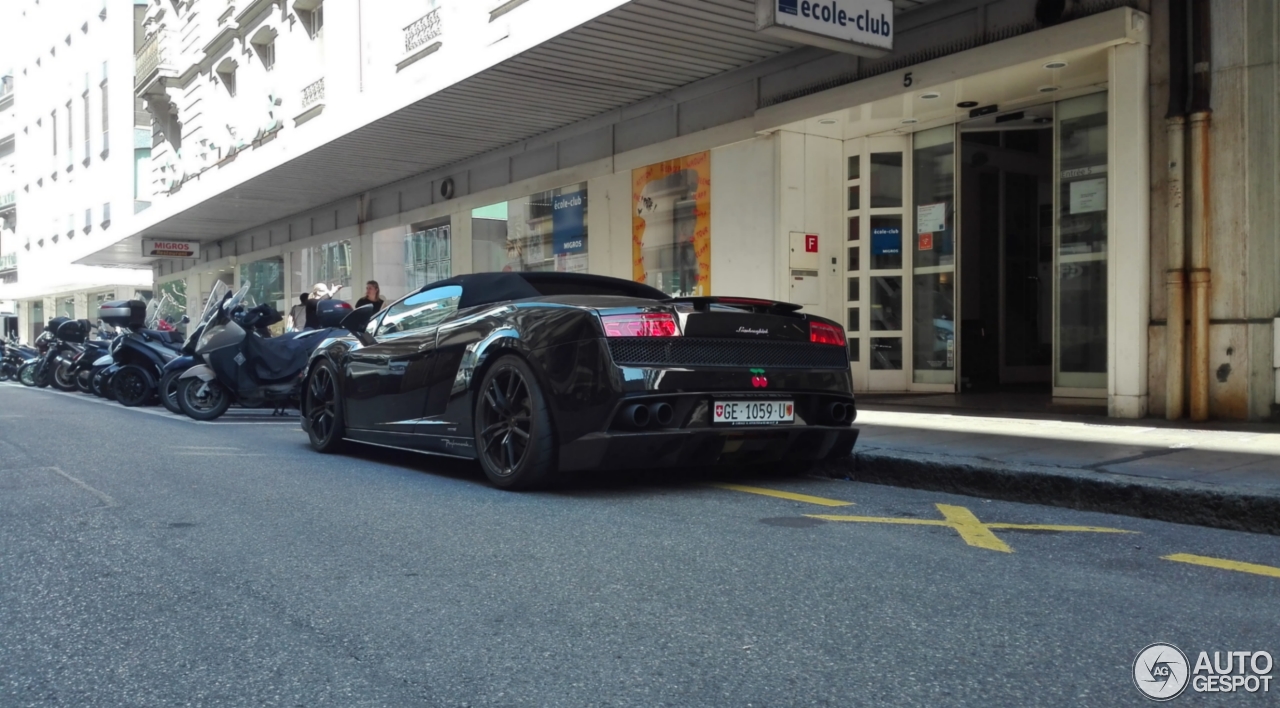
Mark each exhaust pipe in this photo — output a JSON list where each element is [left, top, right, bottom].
[[827, 402, 848, 423], [622, 404, 651, 429], [845, 403, 857, 423], [648, 402, 674, 427]]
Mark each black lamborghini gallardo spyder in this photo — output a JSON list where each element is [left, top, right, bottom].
[[301, 272, 858, 489]]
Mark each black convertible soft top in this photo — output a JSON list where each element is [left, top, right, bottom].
[[414, 272, 668, 309]]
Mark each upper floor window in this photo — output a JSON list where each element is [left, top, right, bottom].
[[297, 1, 323, 39], [250, 27, 277, 71]]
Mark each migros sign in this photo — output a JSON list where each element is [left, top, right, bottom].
[[757, 0, 894, 55]]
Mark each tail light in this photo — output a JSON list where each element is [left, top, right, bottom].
[[809, 321, 846, 346], [601, 313, 680, 337]]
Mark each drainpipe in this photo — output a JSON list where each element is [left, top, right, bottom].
[[1187, 0, 1212, 421], [1165, 0, 1189, 420]]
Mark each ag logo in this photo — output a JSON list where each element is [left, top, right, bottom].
[[1134, 643, 1190, 701], [750, 368, 768, 388]]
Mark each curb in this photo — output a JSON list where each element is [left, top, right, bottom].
[[819, 448, 1280, 537]]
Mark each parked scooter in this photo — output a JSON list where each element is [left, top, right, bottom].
[[176, 282, 349, 420], [63, 323, 120, 394]]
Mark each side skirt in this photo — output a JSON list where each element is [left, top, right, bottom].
[[344, 429, 477, 461]]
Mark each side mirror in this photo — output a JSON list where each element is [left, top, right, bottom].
[[181, 315, 190, 324], [340, 303, 376, 338]]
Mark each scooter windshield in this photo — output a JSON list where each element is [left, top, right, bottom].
[[223, 282, 251, 317], [197, 281, 233, 329]]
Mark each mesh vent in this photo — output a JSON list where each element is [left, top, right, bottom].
[[607, 338, 849, 370]]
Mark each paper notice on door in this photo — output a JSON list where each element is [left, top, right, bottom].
[[1069, 178, 1107, 214], [916, 202, 946, 234]]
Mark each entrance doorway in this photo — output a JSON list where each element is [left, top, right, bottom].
[[958, 108, 1054, 392]]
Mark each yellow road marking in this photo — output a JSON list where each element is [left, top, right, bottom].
[[808, 503, 1136, 553], [711, 483, 854, 507], [937, 504, 1012, 553], [1162, 553, 1280, 578]]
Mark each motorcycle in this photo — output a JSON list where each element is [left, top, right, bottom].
[[0, 339, 38, 382], [28, 319, 89, 392], [19, 331, 54, 387], [64, 324, 120, 394], [176, 282, 349, 421], [157, 282, 229, 414], [97, 299, 185, 407]]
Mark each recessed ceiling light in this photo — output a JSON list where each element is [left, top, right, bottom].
[[1043, 61, 1069, 70], [1038, 85, 1061, 93], [920, 92, 941, 100], [818, 118, 837, 125], [957, 101, 978, 108], [1034, 117, 1053, 124], [901, 118, 918, 125]]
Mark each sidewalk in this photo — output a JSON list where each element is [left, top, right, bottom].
[[833, 406, 1280, 536]]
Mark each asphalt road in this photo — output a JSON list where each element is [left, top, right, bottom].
[[1, 384, 1277, 707]]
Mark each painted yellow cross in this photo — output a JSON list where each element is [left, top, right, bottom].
[[808, 503, 1136, 553]]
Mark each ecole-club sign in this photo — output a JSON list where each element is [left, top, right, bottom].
[[142, 239, 200, 259], [756, 0, 894, 57]]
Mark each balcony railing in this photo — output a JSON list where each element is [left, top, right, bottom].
[[301, 77, 325, 111], [0, 74, 13, 102], [0, 191, 14, 212], [404, 8, 443, 55], [0, 253, 16, 271], [135, 29, 176, 95]]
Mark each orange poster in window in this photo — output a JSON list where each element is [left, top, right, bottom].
[[632, 151, 711, 297]]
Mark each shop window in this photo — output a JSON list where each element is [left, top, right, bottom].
[[239, 256, 286, 314], [300, 239, 353, 301], [404, 224, 451, 291], [631, 153, 710, 297], [472, 183, 587, 275], [59, 296, 75, 319]]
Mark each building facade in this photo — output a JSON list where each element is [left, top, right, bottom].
[[0, 0, 154, 343], [80, 0, 1280, 422]]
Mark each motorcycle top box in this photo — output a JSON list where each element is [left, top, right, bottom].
[[45, 316, 72, 333], [313, 299, 353, 328], [56, 319, 90, 343], [99, 300, 147, 329]]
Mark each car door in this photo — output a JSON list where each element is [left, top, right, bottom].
[[343, 285, 462, 433]]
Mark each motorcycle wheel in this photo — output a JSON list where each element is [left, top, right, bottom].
[[52, 362, 79, 392], [177, 377, 231, 421], [75, 369, 94, 394], [0, 364, 11, 382], [112, 365, 155, 407], [18, 361, 37, 387], [159, 370, 184, 415], [33, 363, 50, 388]]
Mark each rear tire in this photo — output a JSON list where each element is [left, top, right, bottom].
[[177, 377, 231, 421], [112, 365, 154, 407], [75, 370, 93, 394], [303, 361, 347, 453], [473, 355, 556, 490], [159, 370, 184, 414]]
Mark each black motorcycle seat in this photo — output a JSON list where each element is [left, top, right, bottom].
[[142, 330, 183, 344], [243, 328, 340, 382]]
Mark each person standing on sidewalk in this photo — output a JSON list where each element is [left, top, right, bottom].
[[355, 281, 386, 314]]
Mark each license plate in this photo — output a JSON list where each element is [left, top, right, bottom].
[[713, 400, 794, 425]]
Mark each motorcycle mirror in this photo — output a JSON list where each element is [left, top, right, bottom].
[[340, 303, 375, 337], [181, 315, 190, 324]]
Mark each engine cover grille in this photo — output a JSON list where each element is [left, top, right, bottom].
[[607, 338, 849, 370]]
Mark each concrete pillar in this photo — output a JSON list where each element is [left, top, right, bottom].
[[1107, 41, 1151, 418]]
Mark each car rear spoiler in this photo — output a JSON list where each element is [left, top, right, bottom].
[[660, 296, 804, 314]]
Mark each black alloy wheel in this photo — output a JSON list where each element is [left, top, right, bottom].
[[75, 369, 93, 394], [52, 362, 78, 392], [112, 365, 154, 407], [177, 377, 231, 421], [159, 370, 184, 414], [473, 355, 555, 490], [304, 361, 346, 453]]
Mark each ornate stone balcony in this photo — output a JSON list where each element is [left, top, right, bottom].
[[135, 29, 178, 97]]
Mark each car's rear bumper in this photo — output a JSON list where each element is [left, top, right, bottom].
[[558, 425, 859, 472]]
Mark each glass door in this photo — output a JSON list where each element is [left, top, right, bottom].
[[845, 135, 910, 391], [1054, 93, 1108, 395], [910, 126, 957, 388]]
